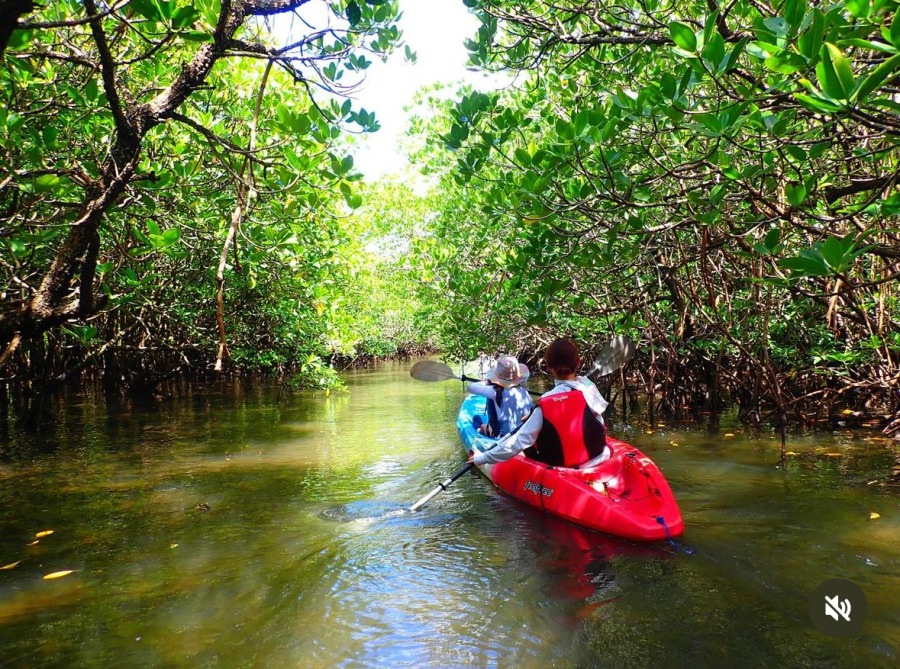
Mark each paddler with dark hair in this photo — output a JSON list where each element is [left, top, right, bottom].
[[468, 337, 610, 468]]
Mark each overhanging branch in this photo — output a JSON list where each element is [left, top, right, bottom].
[[84, 0, 132, 139]]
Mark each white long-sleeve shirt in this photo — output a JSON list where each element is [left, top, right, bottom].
[[473, 376, 609, 467], [466, 381, 534, 436]]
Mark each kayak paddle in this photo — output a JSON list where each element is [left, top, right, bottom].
[[409, 335, 636, 385], [408, 360, 482, 384], [593, 334, 636, 376], [407, 413, 531, 512], [409, 360, 541, 396]]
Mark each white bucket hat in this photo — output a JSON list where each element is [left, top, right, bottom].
[[487, 356, 530, 388]]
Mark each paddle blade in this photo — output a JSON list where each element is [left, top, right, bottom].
[[594, 335, 636, 376], [410, 360, 459, 382]]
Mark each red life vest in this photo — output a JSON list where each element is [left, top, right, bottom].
[[525, 390, 607, 467]]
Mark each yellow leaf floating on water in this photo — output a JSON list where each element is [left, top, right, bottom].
[[35, 530, 54, 538], [784, 451, 797, 456], [1, 561, 22, 570], [870, 512, 880, 520], [724, 433, 735, 438], [26, 541, 39, 546], [670, 441, 679, 446], [825, 452, 843, 457], [42, 570, 75, 580], [841, 409, 855, 415], [170, 543, 179, 549]]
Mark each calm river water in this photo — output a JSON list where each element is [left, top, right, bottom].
[[1, 361, 898, 668]]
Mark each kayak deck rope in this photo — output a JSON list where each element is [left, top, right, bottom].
[[656, 515, 695, 555], [589, 452, 658, 502]]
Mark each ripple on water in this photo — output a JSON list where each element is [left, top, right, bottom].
[[317, 500, 409, 524]]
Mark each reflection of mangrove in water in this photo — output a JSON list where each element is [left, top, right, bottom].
[[1, 380, 374, 462]]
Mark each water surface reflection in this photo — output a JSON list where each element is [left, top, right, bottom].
[[0, 362, 898, 667]]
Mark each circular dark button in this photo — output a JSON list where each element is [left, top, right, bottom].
[[808, 578, 868, 637]]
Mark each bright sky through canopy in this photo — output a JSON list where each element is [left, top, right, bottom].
[[350, 0, 502, 179]]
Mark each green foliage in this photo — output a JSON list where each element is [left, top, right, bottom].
[[334, 181, 440, 358], [404, 0, 900, 418], [288, 353, 347, 391], [778, 234, 873, 278], [0, 0, 428, 391]]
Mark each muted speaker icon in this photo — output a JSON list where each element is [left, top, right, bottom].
[[811, 579, 866, 636], [824, 595, 851, 622]]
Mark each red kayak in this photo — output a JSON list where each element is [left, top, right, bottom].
[[459, 394, 684, 541]]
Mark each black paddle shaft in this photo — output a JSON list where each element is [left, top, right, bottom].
[[448, 461, 475, 483]]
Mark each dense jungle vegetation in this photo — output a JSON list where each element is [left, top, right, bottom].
[[0, 0, 432, 413], [1, 0, 899, 437]]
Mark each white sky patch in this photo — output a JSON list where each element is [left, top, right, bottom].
[[350, 0, 506, 179]]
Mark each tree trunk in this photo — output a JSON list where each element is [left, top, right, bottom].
[[0, 0, 34, 58], [0, 1, 250, 365]]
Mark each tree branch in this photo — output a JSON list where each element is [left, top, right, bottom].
[[169, 111, 246, 153], [84, 0, 132, 138], [215, 60, 272, 372], [824, 175, 897, 204]]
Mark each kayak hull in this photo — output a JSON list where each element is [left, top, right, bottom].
[[458, 394, 684, 541]]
